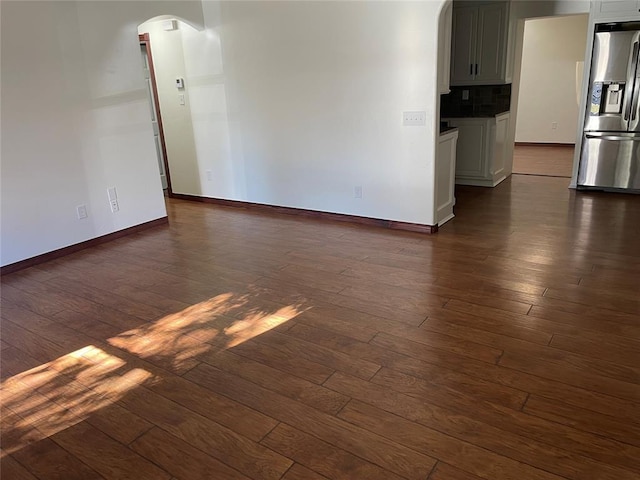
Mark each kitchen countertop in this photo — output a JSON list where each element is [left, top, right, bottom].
[[439, 126, 459, 135], [442, 110, 510, 119], [440, 112, 510, 133]]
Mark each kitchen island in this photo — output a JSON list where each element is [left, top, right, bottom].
[[442, 111, 510, 187], [436, 126, 459, 226]]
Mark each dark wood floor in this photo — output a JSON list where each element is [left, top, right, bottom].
[[2, 175, 640, 480]]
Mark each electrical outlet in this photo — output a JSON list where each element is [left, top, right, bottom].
[[402, 111, 426, 126], [76, 205, 88, 219], [206, 170, 213, 181], [462, 90, 470, 101], [107, 187, 119, 212], [551, 122, 558, 129], [354, 186, 363, 199]]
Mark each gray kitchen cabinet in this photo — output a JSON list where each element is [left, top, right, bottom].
[[592, 1, 640, 19], [450, 1, 509, 86], [443, 112, 510, 187]]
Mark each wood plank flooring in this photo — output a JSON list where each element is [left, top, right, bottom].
[[2, 174, 640, 480], [512, 144, 575, 177]]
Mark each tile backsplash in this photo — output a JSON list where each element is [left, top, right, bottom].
[[441, 84, 511, 117]]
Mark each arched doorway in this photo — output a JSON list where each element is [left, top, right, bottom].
[[137, 16, 205, 198]]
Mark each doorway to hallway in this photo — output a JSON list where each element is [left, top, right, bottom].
[[140, 33, 171, 193], [513, 14, 588, 179], [512, 145, 574, 178]]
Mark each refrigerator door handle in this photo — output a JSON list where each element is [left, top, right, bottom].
[[585, 133, 640, 140], [632, 75, 640, 122], [625, 41, 640, 122]]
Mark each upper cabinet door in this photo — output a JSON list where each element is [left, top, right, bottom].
[[475, 2, 507, 84], [450, 6, 477, 85], [449, 1, 510, 86], [592, 1, 640, 21], [596, 1, 640, 14]]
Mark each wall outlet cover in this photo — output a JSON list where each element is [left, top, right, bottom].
[[76, 205, 88, 219]]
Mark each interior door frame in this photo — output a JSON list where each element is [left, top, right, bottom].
[[139, 33, 173, 196]]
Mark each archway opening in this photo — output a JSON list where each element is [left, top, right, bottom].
[[137, 15, 233, 200]]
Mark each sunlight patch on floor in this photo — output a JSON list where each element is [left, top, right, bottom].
[[223, 305, 302, 348], [108, 293, 306, 369], [1, 346, 155, 457], [1, 291, 308, 456]]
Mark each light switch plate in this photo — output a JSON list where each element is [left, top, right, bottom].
[[403, 111, 426, 126]]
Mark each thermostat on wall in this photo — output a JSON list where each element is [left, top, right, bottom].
[[176, 78, 184, 89]]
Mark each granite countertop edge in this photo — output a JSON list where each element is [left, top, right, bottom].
[[441, 110, 510, 119], [439, 126, 459, 135]]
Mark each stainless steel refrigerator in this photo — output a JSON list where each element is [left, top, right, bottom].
[[578, 22, 640, 191]]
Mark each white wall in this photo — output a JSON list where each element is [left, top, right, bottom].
[[182, 7, 244, 200], [515, 14, 589, 144], [204, 0, 444, 224], [150, 0, 446, 224], [1, 0, 446, 267], [143, 0, 445, 224], [0, 1, 205, 267]]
